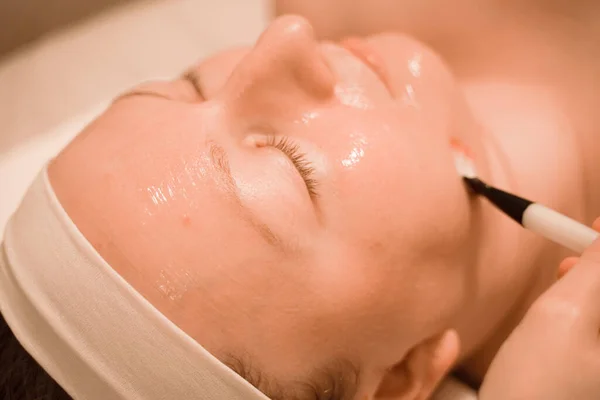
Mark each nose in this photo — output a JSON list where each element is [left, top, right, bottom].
[[225, 16, 335, 110]]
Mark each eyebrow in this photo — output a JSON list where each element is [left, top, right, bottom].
[[207, 142, 284, 248], [113, 71, 203, 103], [114, 90, 173, 103]]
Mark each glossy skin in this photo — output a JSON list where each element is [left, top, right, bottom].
[[277, 0, 600, 385], [48, 8, 599, 399], [50, 16, 477, 398]]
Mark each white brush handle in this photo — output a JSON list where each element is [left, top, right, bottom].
[[522, 204, 599, 254]]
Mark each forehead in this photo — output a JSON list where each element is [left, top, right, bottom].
[[49, 97, 293, 302]]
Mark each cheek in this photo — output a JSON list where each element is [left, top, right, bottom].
[[301, 251, 440, 361], [321, 109, 470, 256], [324, 125, 428, 228], [227, 146, 320, 244]]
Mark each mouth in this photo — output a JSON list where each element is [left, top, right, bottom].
[[339, 37, 393, 96]]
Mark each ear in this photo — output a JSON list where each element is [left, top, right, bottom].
[[374, 330, 460, 400]]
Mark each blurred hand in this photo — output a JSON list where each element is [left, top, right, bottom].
[[480, 218, 600, 400]]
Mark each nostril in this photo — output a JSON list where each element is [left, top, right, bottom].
[[255, 15, 318, 64], [292, 54, 335, 99], [249, 15, 335, 100], [254, 15, 315, 52], [270, 14, 316, 39], [224, 15, 335, 108]]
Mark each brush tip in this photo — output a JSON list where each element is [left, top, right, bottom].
[[450, 140, 478, 180]]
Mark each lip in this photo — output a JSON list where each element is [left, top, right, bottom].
[[339, 37, 393, 96]]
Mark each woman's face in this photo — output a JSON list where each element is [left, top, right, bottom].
[[50, 15, 480, 397]]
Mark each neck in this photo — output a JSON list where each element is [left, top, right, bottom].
[[450, 78, 591, 385], [434, 6, 600, 383]]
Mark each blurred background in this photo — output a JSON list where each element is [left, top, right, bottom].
[[0, 0, 269, 230], [0, 0, 269, 151], [0, 0, 130, 57]]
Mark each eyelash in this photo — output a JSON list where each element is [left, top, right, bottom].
[[183, 71, 206, 100], [266, 136, 318, 198], [182, 73, 319, 198]]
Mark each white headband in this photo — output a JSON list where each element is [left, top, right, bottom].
[[0, 167, 270, 400]]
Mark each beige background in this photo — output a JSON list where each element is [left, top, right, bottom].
[[0, 0, 270, 152], [0, 0, 270, 237], [0, 0, 134, 59]]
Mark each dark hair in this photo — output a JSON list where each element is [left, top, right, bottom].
[[0, 312, 358, 400], [0, 312, 71, 400], [223, 353, 360, 400]]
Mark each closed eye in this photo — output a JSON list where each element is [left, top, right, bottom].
[[266, 136, 319, 198], [182, 71, 318, 197], [182, 70, 206, 101]]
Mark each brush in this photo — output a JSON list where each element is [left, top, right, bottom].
[[452, 144, 599, 254]]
